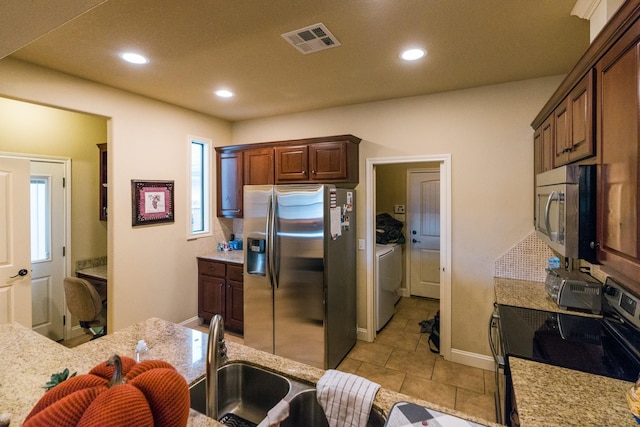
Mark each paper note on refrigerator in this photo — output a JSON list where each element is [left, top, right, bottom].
[[330, 207, 341, 238]]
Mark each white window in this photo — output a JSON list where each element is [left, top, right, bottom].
[[188, 135, 211, 238], [30, 176, 51, 262]]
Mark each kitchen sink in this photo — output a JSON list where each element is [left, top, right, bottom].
[[189, 362, 386, 427], [282, 388, 386, 427], [189, 362, 291, 424]]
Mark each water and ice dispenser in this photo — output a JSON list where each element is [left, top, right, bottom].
[[246, 238, 266, 276]]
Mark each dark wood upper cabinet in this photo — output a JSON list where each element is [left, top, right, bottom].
[[216, 135, 360, 218], [244, 147, 274, 185], [567, 71, 595, 162], [553, 70, 595, 168], [309, 141, 351, 181], [595, 19, 640, 286], [275, 145, 309, 182], [216, 149, 243, 218]]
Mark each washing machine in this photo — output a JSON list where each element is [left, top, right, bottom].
[[375, 243, 402, 331]]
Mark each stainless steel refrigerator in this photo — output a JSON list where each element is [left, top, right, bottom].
[[243, 184, 356, 369]]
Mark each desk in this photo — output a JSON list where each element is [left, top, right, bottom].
[[76, 265, 107, 302]]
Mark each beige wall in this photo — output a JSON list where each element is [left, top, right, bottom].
[[0, 97, 108, 272], [231, 75, 564, 356], [0, 58, 233, 332], [0, 55, 564, 358]]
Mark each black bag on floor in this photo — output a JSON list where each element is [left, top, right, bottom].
[[428, 310, 440, 353]]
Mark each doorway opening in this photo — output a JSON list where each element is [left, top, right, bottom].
[[30, 159, 69, 341], [365, 154, 451, 360]]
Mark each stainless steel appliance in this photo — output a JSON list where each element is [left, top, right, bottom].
[[491, 276, 640, 426], [544, 268, 602, 313], [243, 184, 356, 369], [535, 164, 597, 262], [488, 304, 505, 424]]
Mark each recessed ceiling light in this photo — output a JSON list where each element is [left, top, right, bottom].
[[215, 89, 234, 98], [120, 52, 149, 64], [400, 48, 426, 61]]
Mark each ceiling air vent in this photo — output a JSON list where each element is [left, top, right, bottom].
[[281, 23, 341, 54]]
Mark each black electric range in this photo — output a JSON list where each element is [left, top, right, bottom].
[[498, 276, 640, 382]]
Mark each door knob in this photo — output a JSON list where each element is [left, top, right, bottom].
[[412, 239, 421, 243], [9, 269, 28, 278], [412, 230, 417, 235]]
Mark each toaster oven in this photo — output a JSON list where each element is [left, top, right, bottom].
[[545, 268, 602, 313]]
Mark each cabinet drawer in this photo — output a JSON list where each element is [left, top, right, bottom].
[[227, 263, 244, 282], [198, 259, 226, 278]]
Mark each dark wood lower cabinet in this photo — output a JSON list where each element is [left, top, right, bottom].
[[197, 258, 244, 335]]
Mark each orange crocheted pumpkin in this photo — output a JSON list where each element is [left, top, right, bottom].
[[23, 354, 190, 427]]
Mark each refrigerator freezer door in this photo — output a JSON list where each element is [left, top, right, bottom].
[[325, 188, 357, 368], [273, 185, 326, 368], [244, 185, 275, 354]]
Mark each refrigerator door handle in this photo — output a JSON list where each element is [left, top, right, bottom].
[[273, 193, 280, 288], [266, 193, 274, 288]]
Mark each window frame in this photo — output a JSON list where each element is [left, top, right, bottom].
[[187, 135, 212, 239]]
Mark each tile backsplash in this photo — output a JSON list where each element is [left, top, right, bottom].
[[494, 231, 554, 282], [494, 230, 611, 285]]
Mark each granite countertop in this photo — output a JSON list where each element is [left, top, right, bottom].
[[494, 277, 600, 318], [76, 264, 107, 281], [198, 250, 244, 264], [0, 318, 498, 427], [509, 358, 635, 426]]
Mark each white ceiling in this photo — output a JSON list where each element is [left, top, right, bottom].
[[3, 0, 589, 122]]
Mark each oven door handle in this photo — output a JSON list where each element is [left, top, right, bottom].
[[488, 307, 504, 367]]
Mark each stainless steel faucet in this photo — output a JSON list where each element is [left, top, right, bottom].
[[206, 314, 228, 419]]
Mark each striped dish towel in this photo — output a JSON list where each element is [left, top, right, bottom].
[[316, 369, 381, 427]]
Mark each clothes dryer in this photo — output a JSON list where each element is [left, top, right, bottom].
[[375, 243, 402, 331]]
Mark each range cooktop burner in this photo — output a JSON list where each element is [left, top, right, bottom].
[[498, 303, 640, 382]]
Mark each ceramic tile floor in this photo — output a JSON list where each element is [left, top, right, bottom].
[[195, 297, 496, 424], [337, 297, 497, 424]]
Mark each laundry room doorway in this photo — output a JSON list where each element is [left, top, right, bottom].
[[365, 154, 451, 360]]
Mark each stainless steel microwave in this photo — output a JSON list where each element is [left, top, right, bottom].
[[535, 164, 597, 263]]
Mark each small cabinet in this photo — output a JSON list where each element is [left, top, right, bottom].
[[97, 143, 107, 221], [216, 149, 243, 218], [244, 147, 274, 185], [309, 141, 351, 181], [275, 145, 309, 182], [224, 264, 244, 333], [198, 258, 244, 335], [533, 116, 553, 176], [553, 70, 595, 167]]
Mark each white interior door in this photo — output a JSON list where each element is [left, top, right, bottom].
[[408, 170, 440, 299], [30, 161, 66, 340], [0, 157, 32, 326]]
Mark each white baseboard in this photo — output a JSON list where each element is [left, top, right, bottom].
[[357, 327, 373, 342], [179, 316, 201, 329], [450, 348, 495, 371], [397, 288, 409, 297]]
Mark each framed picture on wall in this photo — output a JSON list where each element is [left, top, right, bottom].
[[131, 180, 174, 226]]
